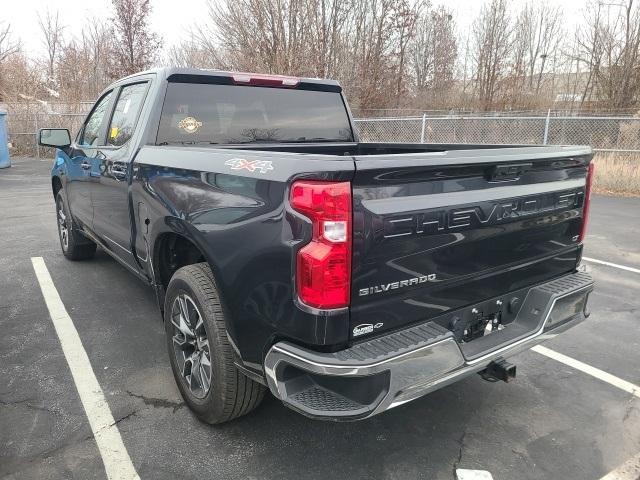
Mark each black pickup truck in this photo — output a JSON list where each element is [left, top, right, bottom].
[[39, 68, 594, 423]]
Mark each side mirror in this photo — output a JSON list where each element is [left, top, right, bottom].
[[38, 128, 71, 148]]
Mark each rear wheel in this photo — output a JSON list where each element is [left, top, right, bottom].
[[56, 192, 96, 260], [164, 263, 265, 424]]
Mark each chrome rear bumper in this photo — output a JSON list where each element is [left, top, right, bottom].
[[264, 271, 594, 421]]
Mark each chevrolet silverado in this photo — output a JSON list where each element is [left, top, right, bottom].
[[38, 68, 595, 423]]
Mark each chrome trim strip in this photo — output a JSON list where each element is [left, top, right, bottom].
[[269, 336, 454, 371], [102, 233, 133, 254]]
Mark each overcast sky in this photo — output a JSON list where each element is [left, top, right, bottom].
[[4, 0, 589, 58]]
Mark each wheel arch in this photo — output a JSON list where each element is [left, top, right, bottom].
[[152, 230, 210, 293], [52, 176, 63, 200]]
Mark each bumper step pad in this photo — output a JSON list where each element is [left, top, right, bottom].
[[290, 386, 365, 412], [335, 322, 450, 363]]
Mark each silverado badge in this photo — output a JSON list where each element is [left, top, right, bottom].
[[359, 274, 437, 296]]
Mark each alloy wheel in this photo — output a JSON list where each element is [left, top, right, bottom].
[[57, 200, 69, 251], [170, 293, 212, 399]]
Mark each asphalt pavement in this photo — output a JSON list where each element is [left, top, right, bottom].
[[1, 156, 639, 480]]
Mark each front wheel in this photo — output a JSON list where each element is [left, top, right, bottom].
[[164, 263, 265, 424], [56, 192, 96, 260]]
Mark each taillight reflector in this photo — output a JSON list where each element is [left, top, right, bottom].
[[290, 181, 351, 309], [579, 162, 595, 243]]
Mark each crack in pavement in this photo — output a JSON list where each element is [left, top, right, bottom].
[[0, 405, 140, 478], [452, 430, 467, 479], [0, 398, 61, 416], [126, 390, 185, 413], [0, 431, 96, 477], [111, 409, 138, 427], [623, 396, 638, 423]]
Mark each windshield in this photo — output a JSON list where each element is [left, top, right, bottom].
[[156, 82, 353, 145]]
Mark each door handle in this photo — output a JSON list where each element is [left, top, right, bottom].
[[81, 161, 91, 170], [111, 163, 127, 180]]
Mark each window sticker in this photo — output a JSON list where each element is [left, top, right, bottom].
[[122, 98, 131, 115], [110, 127, 119, 139], [178, 116, 203, 134]]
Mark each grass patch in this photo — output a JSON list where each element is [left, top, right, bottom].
[[592, 152, 640, 197]]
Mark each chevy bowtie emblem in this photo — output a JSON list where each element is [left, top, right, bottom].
[[225, 158, 274, 174]]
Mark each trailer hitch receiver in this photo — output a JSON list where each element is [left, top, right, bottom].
[[479, 359, 516, 383]]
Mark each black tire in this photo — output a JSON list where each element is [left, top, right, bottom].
[[55, 192, 97, 261], [164, 262, 265, 424]]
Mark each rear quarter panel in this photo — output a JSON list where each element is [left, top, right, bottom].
[[131, 146, 355, 365]]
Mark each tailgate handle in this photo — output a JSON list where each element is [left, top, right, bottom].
[[487, 163, 532, 182]]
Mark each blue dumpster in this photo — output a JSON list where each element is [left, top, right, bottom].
[[0, 109, 10, 169]]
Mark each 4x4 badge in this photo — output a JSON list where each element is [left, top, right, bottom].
[[225, 158, 274, 174]]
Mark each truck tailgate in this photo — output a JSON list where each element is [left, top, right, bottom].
[[350, 146, 593, 339]]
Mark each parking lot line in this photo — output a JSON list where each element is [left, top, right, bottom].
[[583, 256, 640, 275], [532, 345, 640, 479], [531, 345, 640, 399], [456, 469, 494, 479], [31, 257, 140, 480]]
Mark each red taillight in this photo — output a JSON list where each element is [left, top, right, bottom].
[[231, 73, 299, 88], [290, 181, 352, 309], [579, 162, 595, 243]]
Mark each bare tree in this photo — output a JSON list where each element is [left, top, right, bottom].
[[596, 0, 640, 109], [472, 0, 513, 110], [411, 5, 458, 103], [339, 0, 406, 109], [571, 1, 605, 107], [307, 0, 352, 78], [109, 0, 162, 77], [503, 2, 563, 109], [392, 0, 421, 104], [165, 33, 222, 69], [57, 20, 113, 100], [38, 9, 65, 84], [0, 22, 22, 101], [207, 0, 309, 74], [520, 3, 563, 94], [0, 22, 20, 64], [204, 0, 419, 110], [85, 21, 113, 96]]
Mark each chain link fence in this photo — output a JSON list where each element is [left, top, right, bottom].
[[354, 115, 640, 152], [7, 113, 86, 157], [5, 106, 640, 156]]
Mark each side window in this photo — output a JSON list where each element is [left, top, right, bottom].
[[79, 91, 113, 147], [107, 83, 148, 147]]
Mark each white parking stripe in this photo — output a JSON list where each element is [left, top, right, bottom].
[[583, 256, 640, 274], [532, 345, 640, 479], [531, 345, 640, 399], [456, 469, 494, 480], [31, 257, 140, 480], [600, 452, 640, 480]]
